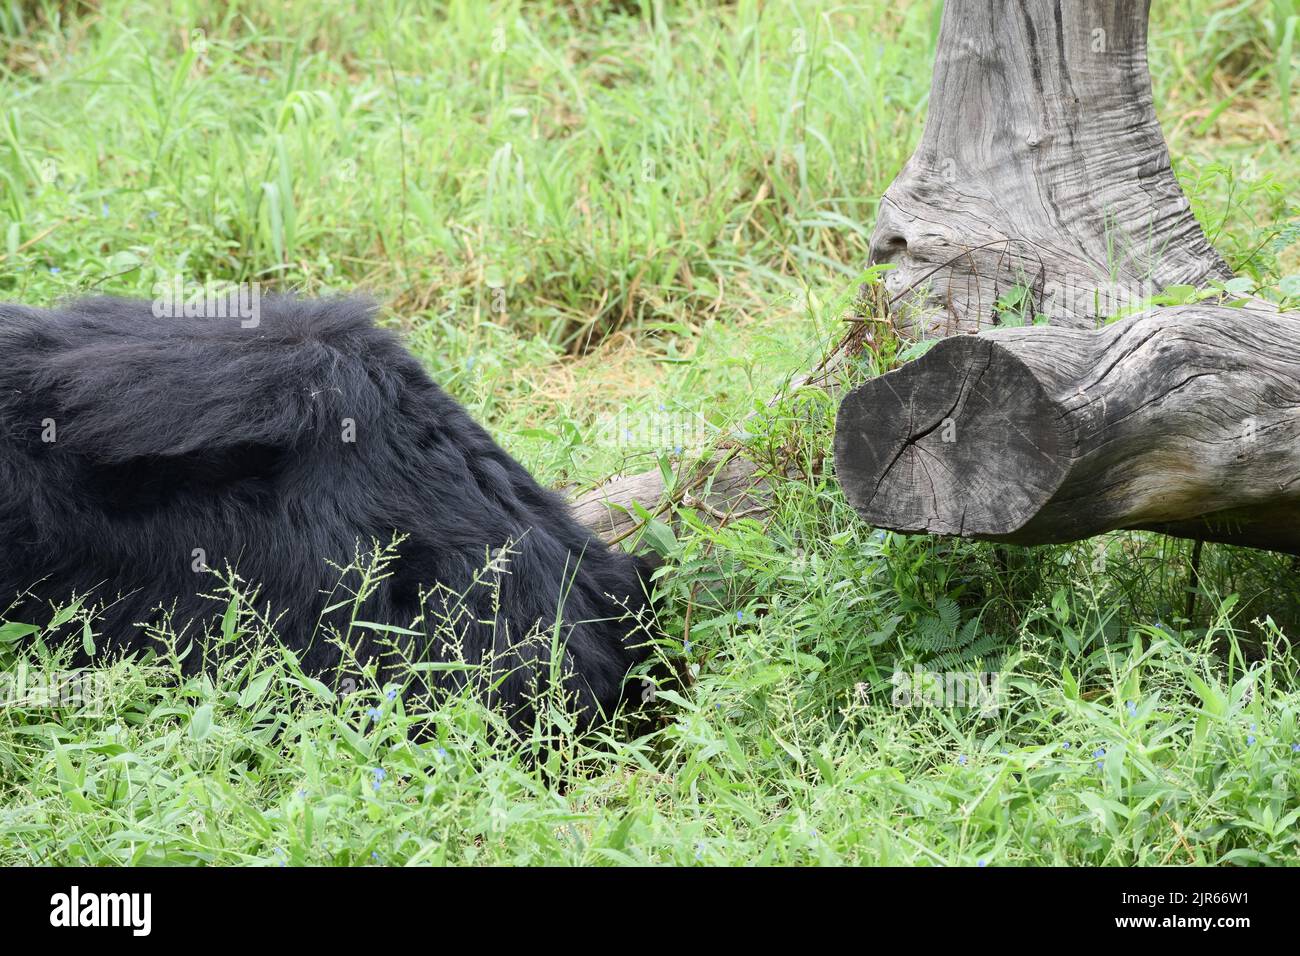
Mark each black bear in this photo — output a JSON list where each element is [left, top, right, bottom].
[[0, 295, 656, 729]]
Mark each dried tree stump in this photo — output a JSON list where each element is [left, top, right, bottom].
[[870, 0, 1230, 333]]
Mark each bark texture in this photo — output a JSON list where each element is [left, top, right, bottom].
[[834, 304, 1300, 555], [871, 0, 1230, 333], [570, 455, 769, 543]]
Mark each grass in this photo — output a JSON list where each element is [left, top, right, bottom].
[[1, 0, 1299, 865]]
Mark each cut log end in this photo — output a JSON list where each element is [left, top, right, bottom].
[[835, 306, 1300, 557], [833, 335, 1071, 537]]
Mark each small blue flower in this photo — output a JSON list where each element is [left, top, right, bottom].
[[1126, 700, 1138, 717], [367, 707, 381, 722], [1096, 761, 1104, 770], [386, 689, 397, 701], [977, 859, 987, 867], [49, 267, 60, 274], [1247, 734, 1257, 746], [1092, 748, 1106, 758], [297, 788, 307, 799], [100, 202, 109, 217], [371, 851, 380, 862], [957, 754, 967, 766], [1250, 722, 1257, 732], [736, 611, 744, 622], [1291, 743, 1300, 753], [434, 747, 448, 759], [1061, 742, 1071, 750]]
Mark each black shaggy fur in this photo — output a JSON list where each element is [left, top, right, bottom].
[[0, 296, 656, 728]]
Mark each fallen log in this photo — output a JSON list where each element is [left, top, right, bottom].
[[569, 0, 1265, 551], [833, 304, 1300, 555], [570, 454, 770, 544]]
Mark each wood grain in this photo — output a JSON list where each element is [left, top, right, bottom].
[[869, 0, 1230, 333], [835, 304, 1300, 554]]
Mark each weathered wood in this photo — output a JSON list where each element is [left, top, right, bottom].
[[871, 0, 1230, 333], [834, 304, 1300, 555], [571, 1, 1259, 550], [570, 454, 770, 543]]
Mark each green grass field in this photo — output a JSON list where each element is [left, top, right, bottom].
[[2, 0, 1299, 865]]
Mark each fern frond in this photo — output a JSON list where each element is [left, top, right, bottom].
[[936, 596, 960, 632]]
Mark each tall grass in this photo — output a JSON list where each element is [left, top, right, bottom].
[[1, 0, 1298, 865]]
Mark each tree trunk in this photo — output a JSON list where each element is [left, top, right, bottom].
[[871, 0, 1231, 333], [834, 304, 1300, 555]]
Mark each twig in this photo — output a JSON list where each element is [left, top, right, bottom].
[[0, 216, 74, 265]]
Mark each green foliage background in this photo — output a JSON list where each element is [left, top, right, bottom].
[[1, 0, 1298, 865]]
